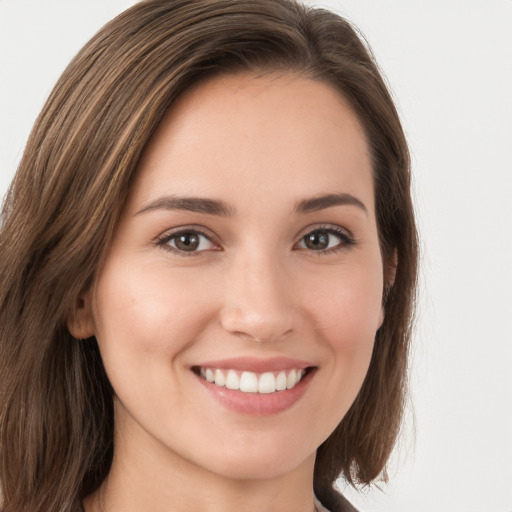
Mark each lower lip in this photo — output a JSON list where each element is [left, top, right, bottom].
[[195, 370, 314, 416]]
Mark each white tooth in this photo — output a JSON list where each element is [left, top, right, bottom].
[[276, 371, 287, 391], [214, 369, 225, 387], [205, 368, 215, 382], [287, 369, 297, 389], [295, 369, 303, 385], [240, 371, 258, 393], [200, 367, 206, 378], [225, 370, 240, 390], [258, 372, 276, 394]]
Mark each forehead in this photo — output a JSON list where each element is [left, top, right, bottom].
[[129, 72, 374, 215]]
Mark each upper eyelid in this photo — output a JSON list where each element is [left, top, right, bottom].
[[294, 223, 354, 241], [156, 225, 219, 243]]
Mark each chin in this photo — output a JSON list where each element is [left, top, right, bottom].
[[203, 452, 313, 482], [177, 430, 318, 482]]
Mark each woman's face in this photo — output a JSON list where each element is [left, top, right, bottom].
[[76, 73, 385, 481]]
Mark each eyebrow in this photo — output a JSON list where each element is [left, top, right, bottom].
[[294, 193, 367, 215], [136, 192, 367, 217], [136, 196, 234, 217]]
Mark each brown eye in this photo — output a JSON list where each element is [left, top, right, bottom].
[[298, 228, 353, 252], [303, 230, 330, 250], [161, 230, 215, 254], [174, 232, 200, 251]]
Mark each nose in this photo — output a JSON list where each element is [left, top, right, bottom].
[[219, 252, 297, 343]]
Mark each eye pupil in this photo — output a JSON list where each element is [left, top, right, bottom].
[[305, 231, 329, 250], [175, 232, 200, 251]]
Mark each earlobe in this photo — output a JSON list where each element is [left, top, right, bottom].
[[378, 306, 385, 329], [386, 249, 398, 290], [379, 249, 398, 328], [67, 291, 95, 339]]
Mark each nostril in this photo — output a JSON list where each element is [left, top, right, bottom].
[[218, 275, 297, 342], [219, 309, 296, 343]]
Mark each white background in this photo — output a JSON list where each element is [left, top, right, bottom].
[[1, 1, 511, 511]]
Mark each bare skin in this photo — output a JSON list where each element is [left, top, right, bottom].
[[71, 73, 384, 512]]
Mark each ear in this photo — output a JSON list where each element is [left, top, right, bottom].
[[385, 249, 398, 292], [67, 290, 95, 340], [379, 249, 398, 327]]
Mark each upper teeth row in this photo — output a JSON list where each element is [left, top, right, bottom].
[[199, 368, 306, 394]]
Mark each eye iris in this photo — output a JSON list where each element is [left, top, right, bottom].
[[175, 232, 200, 251], [305, 231, 329, 250]]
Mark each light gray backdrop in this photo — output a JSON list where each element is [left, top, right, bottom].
[[1, 1, 511, 511]]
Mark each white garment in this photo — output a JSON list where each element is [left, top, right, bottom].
[[314, 495, 332, 512]]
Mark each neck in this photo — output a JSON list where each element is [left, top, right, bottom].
[[84, 409, 317, 512]]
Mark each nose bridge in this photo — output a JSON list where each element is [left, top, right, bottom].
[[220, 245, 295, 342]]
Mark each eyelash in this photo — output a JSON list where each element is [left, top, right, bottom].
[[156, 227, 219, 257], [156, 225, 356, 257], [296, 225, 356, 255]]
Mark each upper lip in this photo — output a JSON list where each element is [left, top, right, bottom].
[[193, 357, 313, 373]]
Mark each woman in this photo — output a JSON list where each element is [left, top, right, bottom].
[[0, 1, 418, 511]]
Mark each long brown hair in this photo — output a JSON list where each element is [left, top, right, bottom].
[[0, 1, 418, 511]]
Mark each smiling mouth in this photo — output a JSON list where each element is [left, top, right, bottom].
[[192, 366, 312, 394]]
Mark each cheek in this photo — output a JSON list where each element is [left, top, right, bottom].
[[320, 294, 378, 383], [310, 265, 383, 344], [292, 263, 383, 439], [89, 261, 221, 421], [303, 261, 383, 393], [91, 260, 215, 368]]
